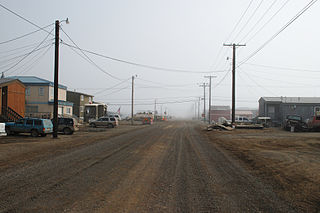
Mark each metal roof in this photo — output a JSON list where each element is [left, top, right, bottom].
[[260, 97, 320, 104], [8, 76, 67, 89], [211, 105, 230, 110]]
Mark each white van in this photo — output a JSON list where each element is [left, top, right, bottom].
[[235, 116, 251, 123]]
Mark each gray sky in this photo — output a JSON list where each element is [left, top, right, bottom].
[[1, 0, 319, 118]]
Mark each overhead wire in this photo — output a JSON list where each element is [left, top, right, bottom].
[[62, 42, 227, 74], [238, 0, 277, 43], [212, 0, 254, 70], [245, 0, 291, 44], [244, 62, 320, 73], [60, 27, 123, 81], [1, 27, 54, 74], [0, 23, 54, 45], [239, 0, 318, 66], [231, 0, 265, 42], [0, 3, 54, 36], [13, 44, 53, 76]]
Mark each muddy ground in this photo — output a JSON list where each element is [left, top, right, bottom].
[[0, 121, 319, 212], [205, 127, 320, 212]]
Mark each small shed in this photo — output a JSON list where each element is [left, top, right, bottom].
[[0, 78, 25, 121]]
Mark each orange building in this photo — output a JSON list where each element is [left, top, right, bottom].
[[0, 78, 25, 121]]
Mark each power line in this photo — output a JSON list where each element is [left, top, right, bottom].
[[0, 39, 54, 55], [93, 78, 131, 96], [238, 0, 277, 43], [212, 0, 254, 70], [231, 0, 265, 42], [0, 42, 52, 64], [0, 23, 54, 45], [60, 27, 123, 81], [13, 44, 53, 76], [244, 62, 320, 73], [0, 3, 54, 36], [245, 0, 291, 44], [239, 0, 318, 65], [1, 28, 54, 74], [62, 42, 227, 74]]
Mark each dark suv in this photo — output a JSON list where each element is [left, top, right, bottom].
[[53, 117, 75, 135]]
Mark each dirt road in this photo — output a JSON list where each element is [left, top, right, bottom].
[[0, 122, 301, 212]]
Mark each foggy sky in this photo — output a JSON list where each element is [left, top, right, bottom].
[[1, 0, 319, 118]]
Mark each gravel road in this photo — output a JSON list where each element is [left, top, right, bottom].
[[0, 121, 297, 212]]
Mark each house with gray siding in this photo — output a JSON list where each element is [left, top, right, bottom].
[[259, 97, 320, 125]]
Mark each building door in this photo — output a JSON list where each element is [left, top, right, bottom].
[[1, 86, 8, 109]]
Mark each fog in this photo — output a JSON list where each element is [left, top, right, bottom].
[[1, 0, 319, 118]]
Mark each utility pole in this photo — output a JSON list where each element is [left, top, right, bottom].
[[199, 83, 208, 122], [204, 75, 216, 124], [53, 20, 60, 138], [198, 97, 201, 120], [131, 75, 136, 125], [154, 99, 157, 121], [223, 43, 246, 125]]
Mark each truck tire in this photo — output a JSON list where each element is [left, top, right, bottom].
[[31, 129, 39, 137]]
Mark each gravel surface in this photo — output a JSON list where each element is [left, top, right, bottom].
[[0, 121, 298, 212]]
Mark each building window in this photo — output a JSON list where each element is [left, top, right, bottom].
[[39, 87, 44, 96], [89, 97, 92, 103], [314, 106, 320, 115], [67, 107, 71, 114], [80, 106, 84, 113], [81, 95, 84, 101], [26, 87, 30, 96]]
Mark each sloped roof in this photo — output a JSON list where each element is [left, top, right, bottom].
[[8, 76, 67, 89], [260, 97, 320, 104], [0, 78, 15, 85], [212, 105, 230, 110], [0, 78, 25, 87]]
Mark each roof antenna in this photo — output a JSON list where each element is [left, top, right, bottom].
[[1, 72, 4, 79]]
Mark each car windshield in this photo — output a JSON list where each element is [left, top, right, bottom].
[[288, 115, 301, 121]]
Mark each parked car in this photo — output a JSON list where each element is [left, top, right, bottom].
[[5, 118, 53, 137], [89, 117, 118, 128], [52, 117, 75, 135], [283, 115, 308, 131]]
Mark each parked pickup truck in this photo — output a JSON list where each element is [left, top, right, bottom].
[[5, 118, 53, 137], [306, 115, 320, 131], [283, 115, 308, 132]]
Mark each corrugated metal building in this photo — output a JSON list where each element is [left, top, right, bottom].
[[259, 97, 320, 124]]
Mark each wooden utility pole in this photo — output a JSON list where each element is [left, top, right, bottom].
[[131, 75, 135, 125], [53, 20, 60, 138], [199, 83, 208, 122], [204, 75, 216, 124], [223, 43, 245, 125]]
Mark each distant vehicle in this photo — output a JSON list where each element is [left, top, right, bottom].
[[5, 118, 53, 137], [235, 116, 251, 123], [283, 115, 308, 131], [52, 117, 75, 135], [142, 117, 153, 125], [89, 117, 118, 128], [107, 114, 121, 121]]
